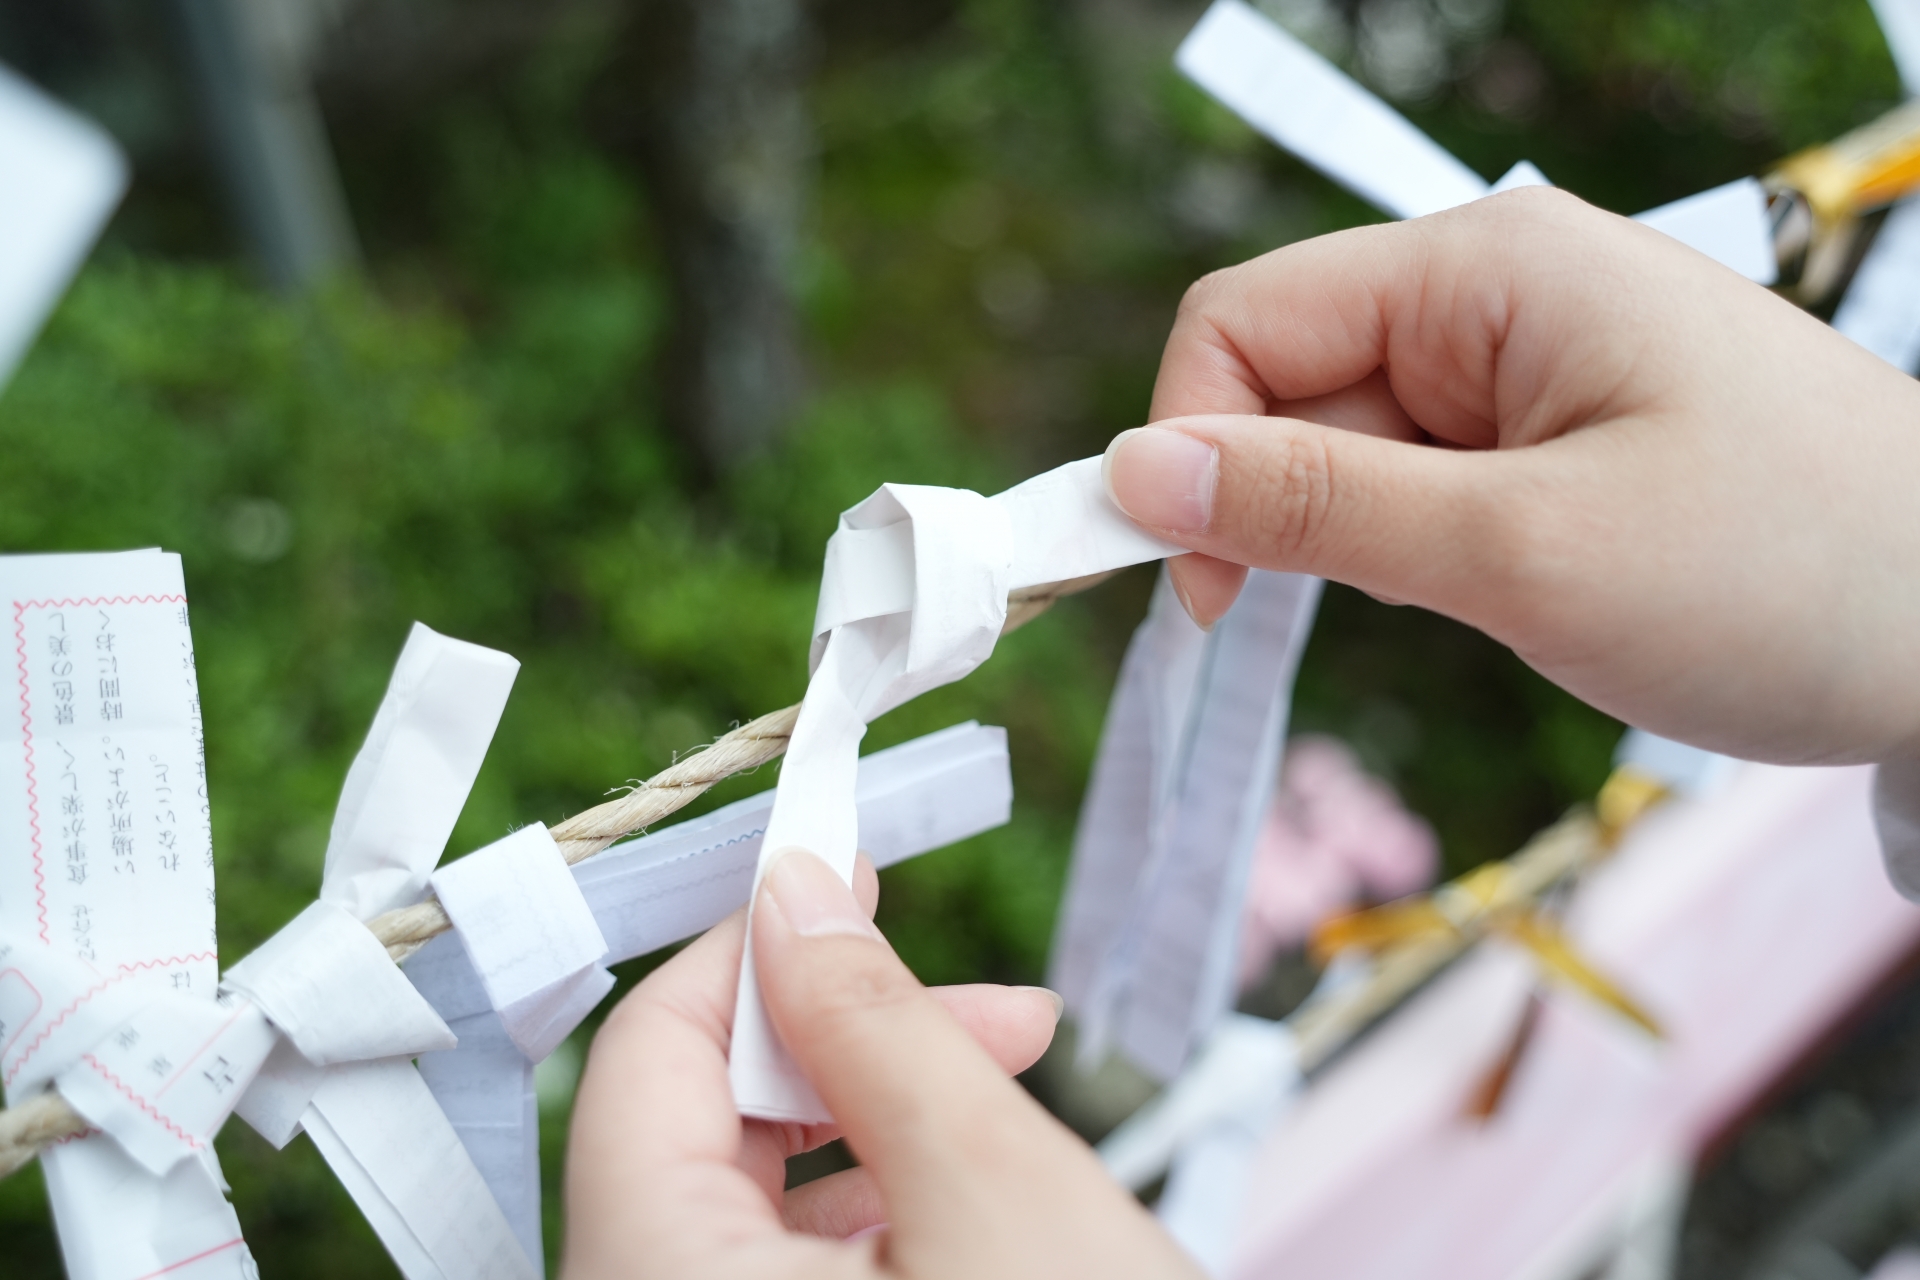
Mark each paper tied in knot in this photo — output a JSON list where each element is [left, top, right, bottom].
[[0, 552, 254, 1280], [0, 936, 270, 1184], [810, 484, 1014, 720], [212, 623, 546, 1280], [12, 619, 547, 1280], [430, 822, 613, 1064], [729, 456, 1182, 1122]]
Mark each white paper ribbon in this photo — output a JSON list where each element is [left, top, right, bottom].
[[407, 719, 1016, 1272], [0, 66, 127, 390], [1052, 568, 1320, 1081], [433, 823, 613, 1063], [216, 622, 537, 1280], [0, 552, 251, 1280], [1177, 0, 1778, 284], [727, 457, 1181, 1122]]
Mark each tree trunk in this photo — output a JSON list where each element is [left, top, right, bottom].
[[597, 0, 812, 477]]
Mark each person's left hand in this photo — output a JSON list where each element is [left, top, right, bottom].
[[562, 850, 1192, 1279]]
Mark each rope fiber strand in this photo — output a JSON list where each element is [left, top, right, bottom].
[[0, 572, 1105, 1176]]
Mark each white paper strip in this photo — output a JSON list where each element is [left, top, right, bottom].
[[1177, 3, 1776, 283], [1148, 1016, 1300, 1277], [1101, 1013, 1298, 1192], [1175, 0, 1488, 220], [404, 719, 1017, 1270], [415, 1011, 542, 1269], [1050, 572, 1208, 1054], [433, 823, 611, 1061], [53, 992, 277, 1176], [1871, 0, 1920, 96], [1114, 571, 1320, 1078], [226, 623, 537, 1280], [305, 1059, 532, 1280], [0, 65, 127, 390], [1631, 178, 1778, 285], [1832, 196, 1920, 374], [729, 459, 1178, 1123], [0, 551, 250, 1280], [322, 627, 520, 921], [1053, 570, 1320, 1080]]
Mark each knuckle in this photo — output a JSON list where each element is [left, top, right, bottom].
[[1175, 267, 1233, 326], [1242, 430, 1338, 564]]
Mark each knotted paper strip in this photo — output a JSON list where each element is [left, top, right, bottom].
[[407, 720, 1015, 1270], [0, 550, 251, 1280], [433, 823, 613, 1064], [222, 622, 538, 1280], [1176, 0, 1777, 283], [1053, 568, 1320, 1081], [730, 458, 1181, 1122]]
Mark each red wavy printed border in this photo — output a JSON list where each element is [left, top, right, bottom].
[[78, 1052, 202, 1149], [2, 951, 215, 1087], [13, 602, 45, 943], [131, 1237, 246, 1280], [11, 594, 189, 945]]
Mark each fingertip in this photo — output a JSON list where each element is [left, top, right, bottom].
[[1168, 554, 1248, 629], [1103, 426, 1220, 535], [758, 847, 886, 944]]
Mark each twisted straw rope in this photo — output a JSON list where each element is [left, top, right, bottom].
[[0, 572, 1112, 1178]]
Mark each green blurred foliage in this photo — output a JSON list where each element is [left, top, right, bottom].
[[0, 0, 1909, 1272]]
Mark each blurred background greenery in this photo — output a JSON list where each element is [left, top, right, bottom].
[[0, 0, 1908, 1274]]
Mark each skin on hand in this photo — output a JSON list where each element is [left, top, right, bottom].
[[562, 848, 1201, 1280], [1107, 186, 1920, 766]]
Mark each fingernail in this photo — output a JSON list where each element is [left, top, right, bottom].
[[1015, 986, 1066, 1023], [1102, 427, 1219, 534], [1169, 576, 1213, 633], [763, 848, 885, 941]]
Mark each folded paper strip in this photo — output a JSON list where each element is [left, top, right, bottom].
[[0, 65, 128, 389], [1176, 0, 1778, 284], [0, 551, 249, 1280], [1051, 568, 1321, 1082], [4, 560, 1023, 1278], [406, 720, 1015, 1268], [729, 457, 1183, 1122], [1, 599, 543, 1280]]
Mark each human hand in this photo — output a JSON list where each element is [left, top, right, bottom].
[[562, 848, 1200, 1279], [1106, 187, 1920, 765]]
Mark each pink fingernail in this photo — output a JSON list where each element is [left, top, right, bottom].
[[1169, 576, 1214, 633], [763, 848, 885, 941], [1102, 428, 1219, 534], [1014, 986, 1066, 1023]]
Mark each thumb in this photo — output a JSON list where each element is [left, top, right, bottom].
[[1104, 416, 1529, 622], [749, 850, 1144, 1249]]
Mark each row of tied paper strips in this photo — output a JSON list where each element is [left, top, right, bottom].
[[0, 549, 1021, 1280], [9, 8, 1920, 1276]]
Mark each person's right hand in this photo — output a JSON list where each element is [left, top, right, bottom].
[[1104, 186, 1920, 766]]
